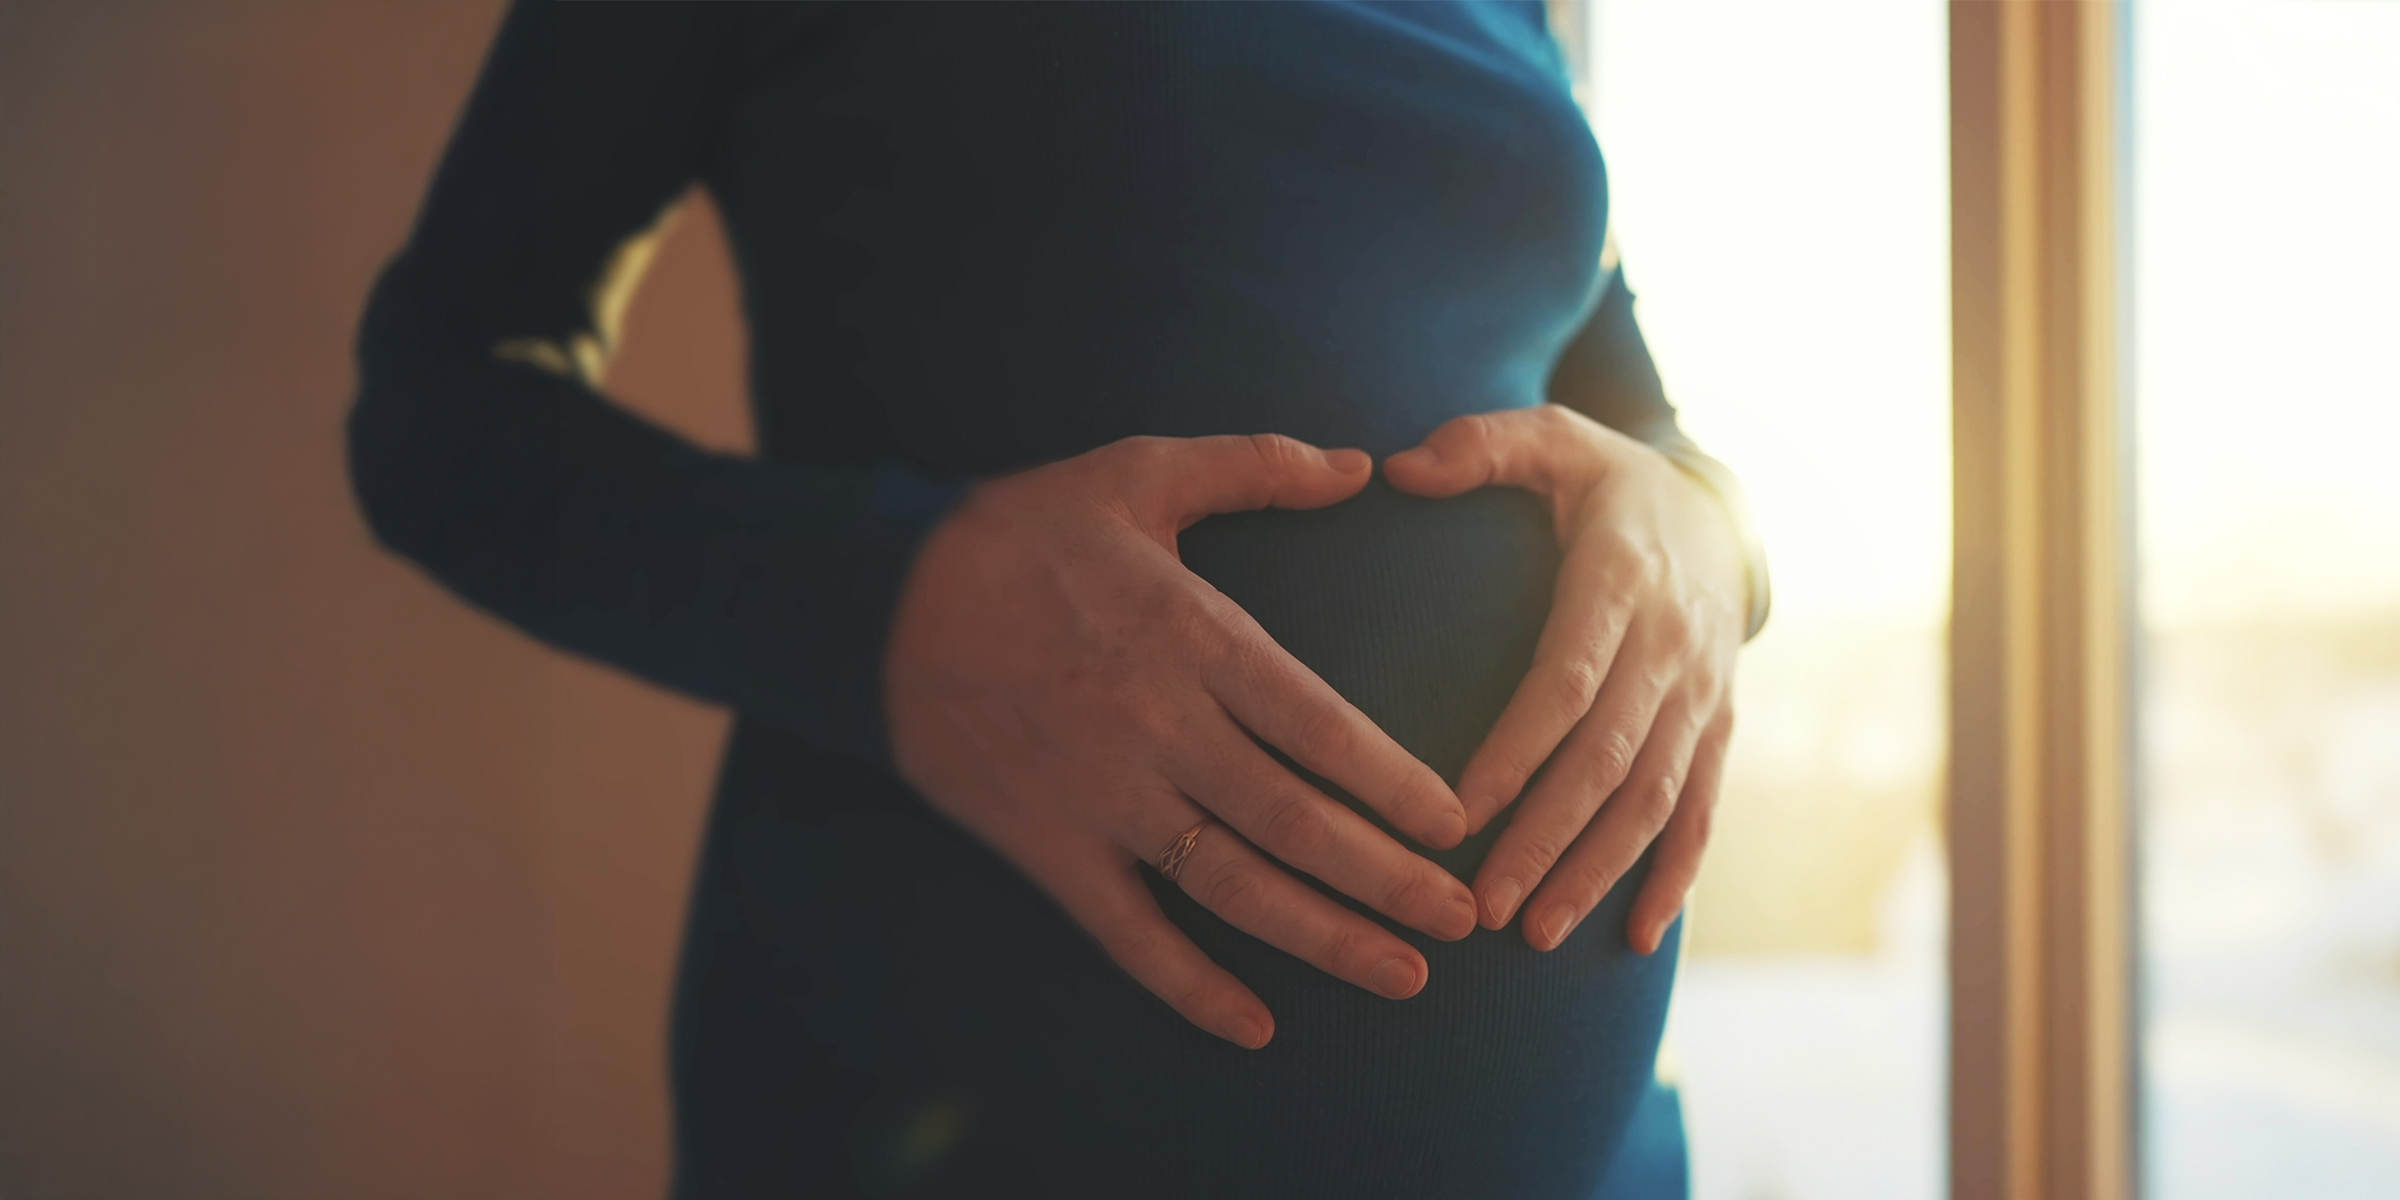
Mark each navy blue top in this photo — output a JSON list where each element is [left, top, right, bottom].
[[351, 0, 1695, 770], [351, 4, 1710, 1197]]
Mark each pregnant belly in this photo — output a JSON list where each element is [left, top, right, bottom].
[[692, 480, 1678, 1200], [1178, 477, 1559, 880]]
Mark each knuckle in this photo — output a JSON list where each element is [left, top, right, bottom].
[[1168, 614, 1226, 667], [1403, 766, 1454, 815], [1197, 857, 1265, 920], [1492, 747, 1549, 798], [1633, 775, 1681, 833], [1635, 545, 1671, 590], [1641, 662, 1679, 700], [1683, 800, 1717, 849], [1122, 696, 1182, 747], [1686, 666, 1726, 709], [1555, 655, 1607, 718], [1596, 597, 1636, 642], [1259, 791, 1336, 861], [1379, 869, 1430, 921], [1169, 976, 1219, 1016], [1246, 431, 1300, 469], [1591, 729, 1639, 788], [1601, 536, 1664, 590], [1567, 858, 1619, 904], [1652, 610, 1697, 653], [1097, 914, 1160, 964], [1314, 926, 1362, 974], [1242, 435, 1303, 502], [1286, 699, 1357, 763], [1160, 592, 1234, 662], [1453, 412, 1497, 451], [1115, 435, 1172, 471], [1513, 822, 1577, 874]]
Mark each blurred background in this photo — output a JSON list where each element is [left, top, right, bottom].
[[1585, 2, 2400, 1198], [1, 4, 730, 1196], [2126, 4, 2400, 1195], [1, 2, 2393, 1198]]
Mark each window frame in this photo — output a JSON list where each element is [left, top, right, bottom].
[[1947, 4, 2137, 1200]]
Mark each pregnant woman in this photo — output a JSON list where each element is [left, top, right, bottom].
[[350, 4, 1767, 1197]]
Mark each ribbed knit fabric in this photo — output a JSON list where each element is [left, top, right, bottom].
[[668, 481, 1683, 1199], [349, 3, 1710, 1196]]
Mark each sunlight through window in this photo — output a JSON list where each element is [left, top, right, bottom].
[[2134, 4, 2400, 1195], [1583, 4, 1951, 1197]]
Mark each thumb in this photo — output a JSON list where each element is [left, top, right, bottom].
[[1138, 433, 1372, 532], [1384, 407, 1580, 499]]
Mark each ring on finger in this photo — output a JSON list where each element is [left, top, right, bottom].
[[1157, 818, 1213, 883]]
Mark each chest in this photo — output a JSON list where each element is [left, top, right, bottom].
[[711, 2, 1610, 467]]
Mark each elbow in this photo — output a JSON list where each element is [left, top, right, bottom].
[[346, 261, 466, 565]]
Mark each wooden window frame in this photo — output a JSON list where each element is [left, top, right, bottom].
[[1949, 4, 2136, 1200]]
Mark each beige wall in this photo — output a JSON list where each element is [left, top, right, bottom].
[[0, 4, 752, 1196]]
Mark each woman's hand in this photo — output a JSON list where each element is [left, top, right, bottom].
[[885, 434, 1478, 1050], [1384, 406, 1745, 957]]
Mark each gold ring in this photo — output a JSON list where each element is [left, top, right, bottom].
[[1156, 819, 1211, 883]]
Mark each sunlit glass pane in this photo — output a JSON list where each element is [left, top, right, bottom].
[[2134, 3, 2400, 1196], [1584, 4, 1951, 1197]]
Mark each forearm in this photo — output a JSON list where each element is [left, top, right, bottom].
[[350, 260, 960, 765]]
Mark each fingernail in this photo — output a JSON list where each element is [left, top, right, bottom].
[[1439, 893, 1478, 940], [1220, 1015, 1271, 1049], [1537, 905, 1579, 950], [1485, 879, 1524, 928], [1369, 958, 1422, 999], [1325, 447, 1370, 472]]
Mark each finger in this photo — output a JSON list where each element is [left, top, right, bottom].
[[1382, 406, 1589, 499], [1516, 690, 1710, 951], [1453, 538, 1643, 832], [1203, 610, 1468, 849], [1471, 617, 1683, 926], [1037, 834, 1275, 1048], [1627, 703, 1733, 954], [1118, 433, 1373, 532], [1164, 715, 1476, 942], [1154, 816, 1433, 1001]]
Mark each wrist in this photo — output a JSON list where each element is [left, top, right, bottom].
[[1653, 440, 1771, 642]]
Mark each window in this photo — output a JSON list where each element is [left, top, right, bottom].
[[1582, 7, 2400, 1196], [1581, 4, 1952, 1197], [2133, 3, 2400, 1195]]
